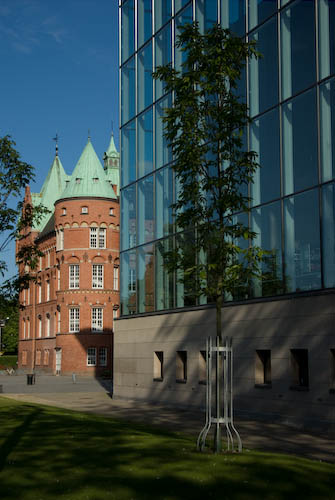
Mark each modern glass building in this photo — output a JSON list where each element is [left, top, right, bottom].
[[117, 0, 335, 428], [120, 0, 335, 314]]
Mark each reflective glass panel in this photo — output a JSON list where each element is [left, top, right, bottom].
[[284, 189, 321, 292], [155, 0, 172, 32], [121, 0, 135, 63], [249, 18, 278, 117], [137, 175, 154, 245], [319, 0, 335, 79], [250, 108, 280, 205], [175, 5, 193, 72], [281, 0, 316, 99], [121, 57, 135, 125], [175, 0, 191, 14], [251, 202, 283, 298], [196, 0, 218, 32], [138, 0, 152, 48], [282, 89, 318, 195], [137, 108, 153, 178], [121, 120, 136, 186], [226, 0, 245, 35], [248, 0, 277, 30], [155, 238, 174, 311], [121, 250, 137, 315], [155, 167, 174, 239], [121, 184, 136, 251], [320, 78, 335, 182], [155, 94, 172, 170], [322, 183, 335, 288], [138, 244, 155, 313], [138, 42, 153, 113], [155, 23, 172, 100]]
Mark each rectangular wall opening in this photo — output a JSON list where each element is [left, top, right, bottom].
[[153, 351, 163, 381], [290, 349, 309, 390], [255, 349, 272, 387], [199, 350, 206, 384], [176, 350, 187, 383], [330, 349, 335, 393]]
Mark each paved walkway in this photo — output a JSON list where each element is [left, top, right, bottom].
[[0, 374, 334, 464]]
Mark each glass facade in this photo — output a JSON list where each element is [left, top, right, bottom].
[[119, 0, 335, 316]]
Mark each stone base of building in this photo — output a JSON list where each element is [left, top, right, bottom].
[[114, 292, 335, 432]]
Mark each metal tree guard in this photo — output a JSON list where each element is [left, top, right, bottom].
[[197, 336, 242, 453]]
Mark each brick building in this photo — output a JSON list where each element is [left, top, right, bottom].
[[17, 135, 120, 376]]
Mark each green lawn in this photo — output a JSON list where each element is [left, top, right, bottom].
[[0, 398, 334, 500]]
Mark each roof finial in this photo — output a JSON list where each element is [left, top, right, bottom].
[[53, 133, 59, 156], [88, 129, 91, 141]]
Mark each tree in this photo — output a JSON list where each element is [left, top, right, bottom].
[[0, 294, 19, 353], [153, 22, 264, 339], [0, 135, 47, 295], [153, 23, 264, 452]]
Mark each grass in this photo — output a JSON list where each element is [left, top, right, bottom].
[[0, 398, 334, 500]]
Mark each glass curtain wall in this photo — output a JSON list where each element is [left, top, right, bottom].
[[120, 0, 335, 316]]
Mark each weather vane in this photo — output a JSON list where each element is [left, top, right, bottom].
[[53, 133, 59, 156]]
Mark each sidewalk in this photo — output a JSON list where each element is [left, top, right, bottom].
[[1, 374, 334, 464]]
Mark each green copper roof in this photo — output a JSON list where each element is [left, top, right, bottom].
[[59, 139, 117, 200], [105, 133, 119, 158], [32, 154, 69, 231]]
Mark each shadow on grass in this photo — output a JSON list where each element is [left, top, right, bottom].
[[0, 398, 334, 500]]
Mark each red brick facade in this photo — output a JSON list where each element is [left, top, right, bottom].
[[17, 140, 120, 376]]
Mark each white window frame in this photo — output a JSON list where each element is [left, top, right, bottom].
[[23, 319, 26, 339], [27, 319, 30, 339], [81, 206, 88, 214], [27, 285, 30, 305], [38, 317, 42, 338], [38, 283, 42, 303], [92, 264, 104, 289], [46, 279, 50, 301], [87, 347, 97, 366], [91, 308, 103, 332], [46, 315, 50, 337], [39, 256, 43, 270], [57, 310, 61, 333], [69, 264, 80, 289], [60, 230, 64, 250], [90, 227, 98, 248], [113, 266, 119, 290], [47, 251, 50, 268], [113, 308, 118, 331], [69, 308, 80, 333], [98, 228, 106, 248], [99, 347, 107, 366], [57, 268, 60, 290], [109, 207, 114, 216]]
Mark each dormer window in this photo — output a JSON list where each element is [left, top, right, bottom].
[[81, 206, 88, 214], [93, 177, 99, 183], [62, 207, 66, 216], [75, 178, 81, 184]]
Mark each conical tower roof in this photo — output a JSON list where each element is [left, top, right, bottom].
[[105, 133, 119, 158], [32, 154, 69, 231], [59, 139, 117, 200]]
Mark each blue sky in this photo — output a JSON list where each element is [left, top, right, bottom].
[[0, 0, 119, 281]]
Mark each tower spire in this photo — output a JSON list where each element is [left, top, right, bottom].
[[53, 133, 59, 156]]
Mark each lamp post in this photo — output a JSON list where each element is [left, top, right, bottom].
[[0, 317, 9, 352]]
